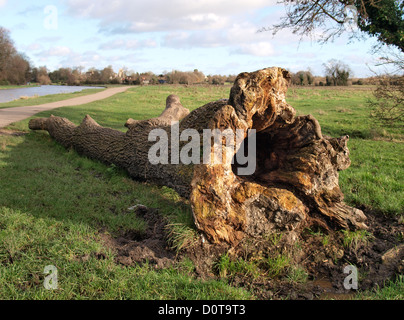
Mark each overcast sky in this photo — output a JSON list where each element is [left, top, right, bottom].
[[0, 0, 385, 77]]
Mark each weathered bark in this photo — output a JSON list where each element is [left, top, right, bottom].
[[29, 67, 367, 245], [125, 94, 190, 128]]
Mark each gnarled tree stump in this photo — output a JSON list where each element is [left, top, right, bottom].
[[29, 67, 367, 245]]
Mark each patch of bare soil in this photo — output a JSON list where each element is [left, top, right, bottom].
[[341, 209, 404, 290], [99, 205, 403, 300], [237, 209, 404, 300], [100, 205, 176, 269]]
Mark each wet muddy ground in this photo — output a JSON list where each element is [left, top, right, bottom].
[[101, 204, 403, 300], [100, 205, 176, 269]]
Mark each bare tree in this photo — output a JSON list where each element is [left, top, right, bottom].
[[261, 1, 404, 52], [36, 66, 51, 85], [368, 47, 404, 126], [5, 53, 30, 85], [369, 75, 404, 125], [0, 27, 16, 78], [0, 27, 32, 85], [100, 65, 115, 84], [261, 2, 403, 125], [291, 70, 315, 85], [323, 59, 352, 86]]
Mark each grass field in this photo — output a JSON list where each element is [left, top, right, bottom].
[[0, 84, 41, 90], [0, 84, 403, 300]]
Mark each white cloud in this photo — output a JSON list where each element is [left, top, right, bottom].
[[35, 46, 72, 58], [12, 23, 28, 30], [27, 43, 43, 51], [64, 0, 290, 63], [162, 31, 226, 48], [99, 38, 157, 50], [36, 36, 63, 43], [235, 42, 275, 57], [162, 21, 280, 56], [57, 50, 105, 69], [66, 0, 272, 32], [47, 46, 72, 56], [187, 13, 220, 23]]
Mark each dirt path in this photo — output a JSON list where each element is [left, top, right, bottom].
[[0, 86, 131, 128]]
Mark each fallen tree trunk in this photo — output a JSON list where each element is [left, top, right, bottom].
[[29, 67, 367, 245]]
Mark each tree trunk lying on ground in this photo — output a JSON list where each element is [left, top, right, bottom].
[[29, 67, 367, 246]]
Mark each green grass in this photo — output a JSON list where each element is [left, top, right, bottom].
[[341, 230, 375, 253], [287, 86, 402, 139], [0, 131, 251, 299], [0, 84, 402, 299], [0, 84, 40, 90], [355, 275, 404, 300], [0, 207, 251, 299], [214, 250, 308, 285], [339, 139, 404, 214], [215, 253, 261, 280], [0, 88, 106, 109]]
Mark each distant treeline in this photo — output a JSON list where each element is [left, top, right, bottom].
[[0, 27, 31, 85], [45, 67, 238, 86]]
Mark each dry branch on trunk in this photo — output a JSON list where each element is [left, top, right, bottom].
[[29, 67, 367, 246]]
